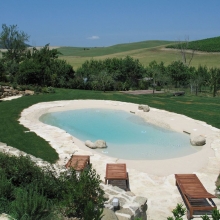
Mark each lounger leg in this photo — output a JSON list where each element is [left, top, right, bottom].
[[126, 179, 128, 191], [187, 209, 193, 220]]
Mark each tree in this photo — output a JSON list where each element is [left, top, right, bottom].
[[176, 37, 196, 67], [0, 24, 29, 63], [189, 66, 208, 96], [197, 65, 209, 92], [17, 44, 75, 87], [77, 57, 146, 91], [90, 70, 114, 92], [208, 67, 220, 97], [147, 61, 171, 93], [0, 59, 6, 82], [167, 61, 189, 88], [121, 56, 145, 89]]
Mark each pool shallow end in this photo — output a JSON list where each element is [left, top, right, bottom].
[[40, 108, 199, 160]]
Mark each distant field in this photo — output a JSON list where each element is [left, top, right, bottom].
[[166, 36, 220, 52], [58, 45, 220, 70], [58, 40, 173, 57]]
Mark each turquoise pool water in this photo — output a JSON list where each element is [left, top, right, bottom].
[[40, 108, 200, 160]]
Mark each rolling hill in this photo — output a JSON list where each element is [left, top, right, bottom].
[[166, 36, 220, 52], [57, 40, 174, 57], [57, 38, 220, 69]]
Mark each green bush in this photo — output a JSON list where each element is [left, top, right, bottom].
[[10, 185, 55, 220], [0, 153, 42, 187], [167, 203, 186, 220], [0, 58, 7, 82], [41, 86, 55, 93], [0, 152, 106, 219], [47, 86, 55, 93], [138, 80, 149, 90], [155, 86, 162, 91], [201, 209, 220, 220], [167, 203, 220, 220], [0, 170, 14, 213], [17, 84, 35, 91], [58, 166, 106, 219], [16, 45, 75, 87]]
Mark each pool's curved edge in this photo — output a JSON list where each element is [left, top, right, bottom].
[[18, 100, 220, 171]]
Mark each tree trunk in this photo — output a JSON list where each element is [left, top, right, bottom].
[[213, 82, 217, 97]]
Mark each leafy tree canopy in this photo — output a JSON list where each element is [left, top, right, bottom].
[[0, 24, 29, 63]]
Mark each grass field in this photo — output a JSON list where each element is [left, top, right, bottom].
[[57, 40, 220, 70], [58, 40, 173, 57], [0, 89, 219, 163], [166, 36, 220, 52]]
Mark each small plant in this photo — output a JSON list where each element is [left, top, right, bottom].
[[201, 209, 220, 220], [12, 82, 18, 89], [201, 214, 210, 220], [34, 86, 42, 93], [47, 86, 55, 93], [167, 203, 186, 220]]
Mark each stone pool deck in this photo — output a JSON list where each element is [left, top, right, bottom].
[[2, 99, 220, 219]]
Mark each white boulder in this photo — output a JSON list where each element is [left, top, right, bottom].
[[138, 104, 150, 112], [95, 140, 107, 148], [190, 135, 206, 146], [85, 140, 96, 149]]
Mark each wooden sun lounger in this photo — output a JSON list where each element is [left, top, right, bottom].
[[105, 163, 129, 190], [175, 174, 217, 219], [65, 155, 90, 171]]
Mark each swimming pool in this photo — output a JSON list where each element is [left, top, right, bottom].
[[40, 108, 200, 160]]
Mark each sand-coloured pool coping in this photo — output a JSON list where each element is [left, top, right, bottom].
[[19, 100, 220, 219]]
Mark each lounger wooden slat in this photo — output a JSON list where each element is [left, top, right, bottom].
[[105, 163, 129, 190], [65, 155, 90, 171], [175, 174, 217, 219]]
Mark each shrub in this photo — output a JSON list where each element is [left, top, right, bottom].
[[17, 45, 75, 87], [0, 153, 42, 187], [47, 86, 55, 93], [58, 166, 106, 219], [167, 203, 220, 220], [0, 59, 7, 82], [138, 80, 149, 90], [167, 203, 186, 220], [9, 185, 56, 220], [0, 170, 14, 213], [41, 86, 55, 93], [0, 152, 106, 219], [155, 86, 162, 91], [201, 209, 220, 220]]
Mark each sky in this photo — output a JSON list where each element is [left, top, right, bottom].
[[1, 0, 220, 47]]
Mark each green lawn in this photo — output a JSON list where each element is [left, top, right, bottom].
[[0, 89, 219, 163]]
